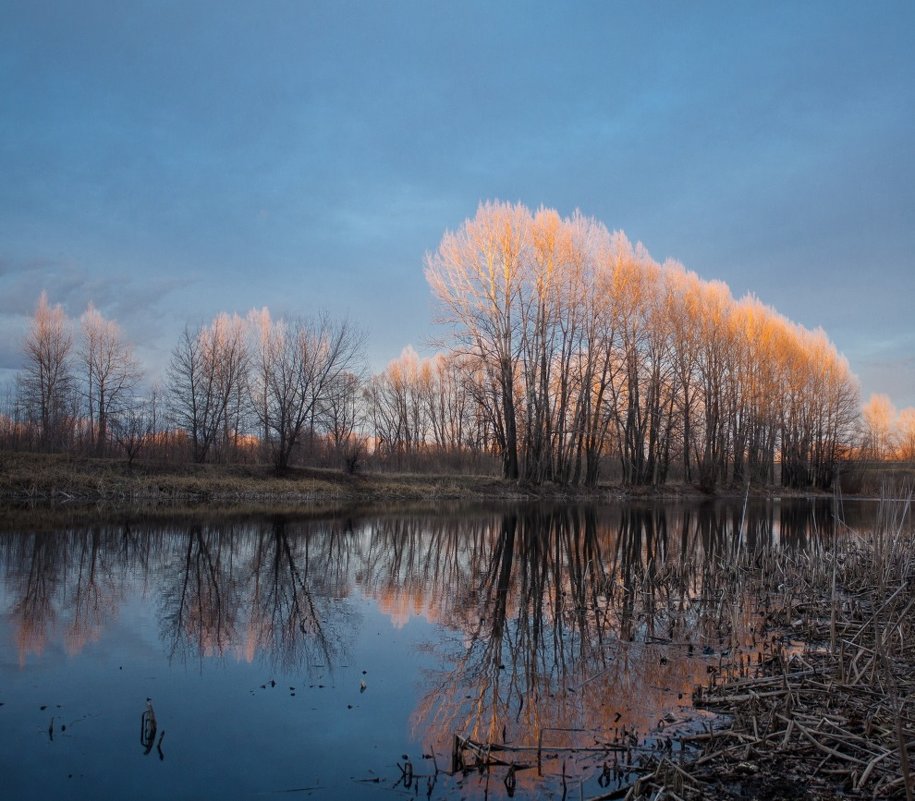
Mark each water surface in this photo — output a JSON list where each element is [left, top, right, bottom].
[[0, 499, 877, 799]]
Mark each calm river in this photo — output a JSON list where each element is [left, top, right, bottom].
[[0, 499, 881, 800]]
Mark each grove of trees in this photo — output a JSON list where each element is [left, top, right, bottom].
[[2, 201, 911, 490], [12, 292, 139, 455], [425, 202, 861, 489]]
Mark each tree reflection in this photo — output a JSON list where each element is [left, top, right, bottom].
[[0, 518, 359, 674], [1, 527, 130, 664], [154, 518, 357, 672], [7, 533, 63, 664], [0, 498, 857, 753], [159, 524, 240, 662], [65, 526, 128, 655], [244, 518, 354, 672], [410, 502, 817, 774]]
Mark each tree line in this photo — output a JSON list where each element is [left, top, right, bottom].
[[425, 202, 866, 489], [1, 202, 910, 488], [1, 294, 365, 470]]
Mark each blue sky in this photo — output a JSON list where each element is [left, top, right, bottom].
[[1, 1, 913, 406]]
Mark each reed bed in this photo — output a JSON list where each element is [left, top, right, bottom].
[[622, 487, 915, 800], [445, 492, 914, 799]]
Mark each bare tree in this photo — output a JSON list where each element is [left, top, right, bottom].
[[251, 314, 363, 470], [425, 353, 475, 454], [322, 371, 363, 450], [860, 393, 897, 461], [20, 292, 75, 450], [79, 303, 142, 455], [426, 201, 859, 489], [367, 346, 430, 463], [166, 314, 249, 463], [897, 407, 915, 461], [426, 201, 531, 479], [112, 395, 155, 467], [247, 306, 278, 460]]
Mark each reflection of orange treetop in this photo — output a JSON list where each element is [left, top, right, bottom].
[[410, 509, 751, 754], [8, 529, 128, 666], [375, 587, 436, 629], [2, 505, 842, 689]]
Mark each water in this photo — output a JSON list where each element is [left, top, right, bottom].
[[0, 499, 879, 800]]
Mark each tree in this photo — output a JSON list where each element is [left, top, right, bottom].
[[897, 407, 915, 461], [112, 395, 155, 467], [79, 303, 142, 455], [426, 201, 531, 479], [861, 394, 897, 461], [20, 292, 75, 450], [426, 201, 860, 489], [251, 314, 362, 470], [322, 370, 364, 473], [166, 314, 249, 463], [247, 306, 278, 460], [367, 346, 430, 462], [425, 353, 475, 455], [322, 371, 363, 452]]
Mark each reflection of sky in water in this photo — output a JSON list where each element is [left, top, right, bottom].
[[0, 500, 884, 799], [0, 532, 451, 801], [1, 586, 442, 800]]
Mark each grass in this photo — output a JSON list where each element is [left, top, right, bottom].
[[0, 449, 885, 511], [0, 450, 599, 506]]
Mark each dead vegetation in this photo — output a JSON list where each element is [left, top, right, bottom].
[[612, 487, 915, 800], [439, 491, 913, 800], [0, 450, 521, 505]]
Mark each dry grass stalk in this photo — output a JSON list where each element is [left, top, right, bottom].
[[622, 487, 915, 799]]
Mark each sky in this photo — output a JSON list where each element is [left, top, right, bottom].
[[1, 1, 913, 407]]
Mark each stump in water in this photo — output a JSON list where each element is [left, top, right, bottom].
[[141, 698, 157, 755]]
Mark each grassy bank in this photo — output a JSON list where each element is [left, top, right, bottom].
[[0, 450, 777, 508], [0, 451, 515, 503]]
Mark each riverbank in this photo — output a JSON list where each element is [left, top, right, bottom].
[[0, 450, 513, 504], [0, 450, 837, 508]]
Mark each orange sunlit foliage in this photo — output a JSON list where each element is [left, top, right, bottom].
[[897, 407, 915, 461], [6, 209, 884, 489], [857, 394, 915, 462], [366, 348, 487, 468], [860, 393, 897, 460], [426, 201, 860, 489]]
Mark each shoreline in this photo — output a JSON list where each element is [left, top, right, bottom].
[[0, 450, 855, 509]]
